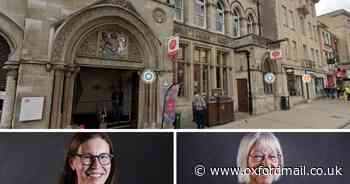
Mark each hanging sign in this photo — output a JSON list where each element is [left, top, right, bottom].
[[270, 50, 283, 60], [167, 36, 179, 58]]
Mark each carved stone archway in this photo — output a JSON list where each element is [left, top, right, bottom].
[[49, 0, 161, 128], [0, 12, 24, 128]]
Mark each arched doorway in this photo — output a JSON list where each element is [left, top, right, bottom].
[[0, 34, 11, 117], [70, 25, 143, 128], [50, 2, 161, 129]]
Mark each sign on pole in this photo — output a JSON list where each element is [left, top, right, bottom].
[[264, 73, 276, 84], [141, 69, 156, 84], [270, 50, 283, 60], [167, 36, 179, 58]]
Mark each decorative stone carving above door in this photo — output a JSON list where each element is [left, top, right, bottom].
[[76, 25, 143, 62]]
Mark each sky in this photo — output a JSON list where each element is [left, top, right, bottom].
[[316, 0, 350, 15]]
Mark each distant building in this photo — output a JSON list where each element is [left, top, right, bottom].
[[261, 0, 326, 105]]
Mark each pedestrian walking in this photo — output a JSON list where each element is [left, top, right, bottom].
[[192, 93, 207, 129]]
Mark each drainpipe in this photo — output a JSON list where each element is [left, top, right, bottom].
[[235, 50, 253, 115]]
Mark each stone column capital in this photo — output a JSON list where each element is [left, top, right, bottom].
[[2, 64, 19, 78], [67, 65, 80, 78]]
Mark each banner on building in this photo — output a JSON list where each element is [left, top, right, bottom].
[[160, 84, 179, 124], [167, 36, 179, 58]]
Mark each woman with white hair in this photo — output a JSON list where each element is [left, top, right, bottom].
[[236, 132, 284, 184]]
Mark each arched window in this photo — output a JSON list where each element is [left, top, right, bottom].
[[247, 14, 255, 34], [194, 0, 206, 27], [216, 0, 225, 32], [263, 59, 274, 95], [174, 0, 184, 21], [233, 8, 241, 37]]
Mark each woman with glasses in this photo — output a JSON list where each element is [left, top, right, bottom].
[[59, 133, 118, 184], [236, 132, 284, 184]]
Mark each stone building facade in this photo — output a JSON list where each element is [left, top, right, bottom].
[[0, 0, 175, 128], [318, 9, 350, 68], [261, 0, 326, 107], [0, 0, 331, 129], [171, 0, 276, 120]]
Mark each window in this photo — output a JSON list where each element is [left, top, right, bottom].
[[233, 8, 241, 37], [282, 5, 288, 27], [292, 40, 298, 59], [315, 78, 324, 96], [174, 0, 184, 21], [263, 59, 274, 94], [303, 44, 308, 59], [289, 10, 295, 29], [194, 0, 206, 27], [193, 47, 209, 95], [311, 48, 315, 61], [216, 0, 225, 33], [247, 14, 255, 34], [313, 25, 317, 41], [174, 45, 186, 97], [286, 41, 291, 59], [216, 50, 229, 95], [315, 49, 320, 66], [308, 22, 312, 39], [311, 48, 315, 67], [288, 74, 304, 96], [300, 17, 306, 35]]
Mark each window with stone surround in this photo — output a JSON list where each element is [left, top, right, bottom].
[[194, 0, 206, 28], [247, 14, 255, 34], [216, 0, 225, 33], [282, 5, 288, 27], [233, 8, 241, 37], [174, 45, 187, 97], [308, 22, 312, 39], [216, 50, 229, 95], [290, 10, 295, 30], [174, 0, 184, 21], [292, 40, 298, 60], [193, 47, 209, 95], [287, 74, 304, 96], [300, 17, 306, 35]]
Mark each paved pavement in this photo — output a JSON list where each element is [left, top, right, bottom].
[[212, 98, 350, 129]]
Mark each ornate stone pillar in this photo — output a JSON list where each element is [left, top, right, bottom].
[[206, 1, 216, 32], [225, 10, 233, 35], [240, 17, 247, 36], [0, 65, 19, 128], [62, 65, 80, 128], [49, 65, 66, 129]]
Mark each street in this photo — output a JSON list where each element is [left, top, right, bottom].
[[212, 98, 350, 129]]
